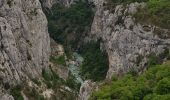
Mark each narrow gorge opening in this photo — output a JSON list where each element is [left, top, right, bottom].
[[42, 0, 109, 99]]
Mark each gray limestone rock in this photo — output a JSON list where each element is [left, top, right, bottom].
[[78, 80, 96, 100], [0, 94, 14, 100], [0, 0, 50, 85], [87, 1, 170, 79]]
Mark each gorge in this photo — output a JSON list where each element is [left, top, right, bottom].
[[0, 0, 170, 100]]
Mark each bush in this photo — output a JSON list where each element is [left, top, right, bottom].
[[50, 55, 66, 65], [10, 85, 24, 100], [42, 68, 64, 89], [23, 86, 45, 100], [156, 78, 170, 95]]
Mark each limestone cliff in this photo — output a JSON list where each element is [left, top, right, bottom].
[[86, 0, 170, 79], [77, 1, 170, 100], [0, 0, 50, 88]]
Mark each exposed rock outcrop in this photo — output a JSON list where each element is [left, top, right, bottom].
[[86, 1, 170, 79], [78, 80, 96, 100], [41, 0, 55, 9], [58, 0, 74, 7], [0, 0, 50, 86], [50, 39, 69, 80], [0, 94, 14, 100]]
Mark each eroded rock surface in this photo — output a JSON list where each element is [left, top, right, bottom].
[[41, 0, 55, 9], [0, 0, 50, 85], [78, 80, 96, 100], [0, 94, 14, 100], [86, 1, 170, 79]]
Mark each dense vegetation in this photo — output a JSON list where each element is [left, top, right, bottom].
[[108, 0, 148, 4], [90, 48, 170, 100], [47, 0, 94, 47], [134, 0, 170, 29], [79, 41, 109, 81], [50, 55, 66, 65], [90, 61, 170, 100], [10, 85, 24, 100], [107, 0, 170, 29]]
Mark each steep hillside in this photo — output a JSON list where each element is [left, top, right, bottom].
[[87, 0, 170, 79], [45, 0, 170, 100], [0, 0, 169, 100], [90, 60, 170, 100]]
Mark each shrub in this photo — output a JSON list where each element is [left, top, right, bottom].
[[42, 69, 52, 81], [23, 87, 45, 100], [10, 85, 24, 100], [42, 68, 64, 89], [50, 55, 66, 65], [156, 78, 170, 95], [65, 73, 81, 91]]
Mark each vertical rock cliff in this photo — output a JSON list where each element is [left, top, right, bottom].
[[86, 0, 170, 79], [0, 0, 50, 86]]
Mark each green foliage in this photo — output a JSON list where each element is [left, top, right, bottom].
[[80, 41, 109, 81], [42, 68, 64, 89], [134, 0, 170, 29], [148, 53, 161, 66], [50, 55, 66, 65], [90, 61, 170, 100], [147, 49, 170, 67], [47, 0, 94, 47], [42, 69, 78, 99], [65, 73, 81, 91], [10, 85, 24, 100], [10, 83, 44, 100], [109, 0, 148, 4], [32, 79, 41, 86], [108, 0, 170, 29], [23, 87, 45, 100], [42, 69, 52, 81], [156, 78, 170, 95]]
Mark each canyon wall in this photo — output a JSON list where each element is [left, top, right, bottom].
[[0, 0, 50, 87], [86, 0, 170, 79]]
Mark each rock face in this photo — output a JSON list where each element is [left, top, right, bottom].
[[0, 94, 14, 100], [86, 1, 170, 79], [50, 39, 69, 80], [0, 0, 50, 86], [78, 80, 96, 100], [41, 0, 55, 9], [58, 0, 74, 7]]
